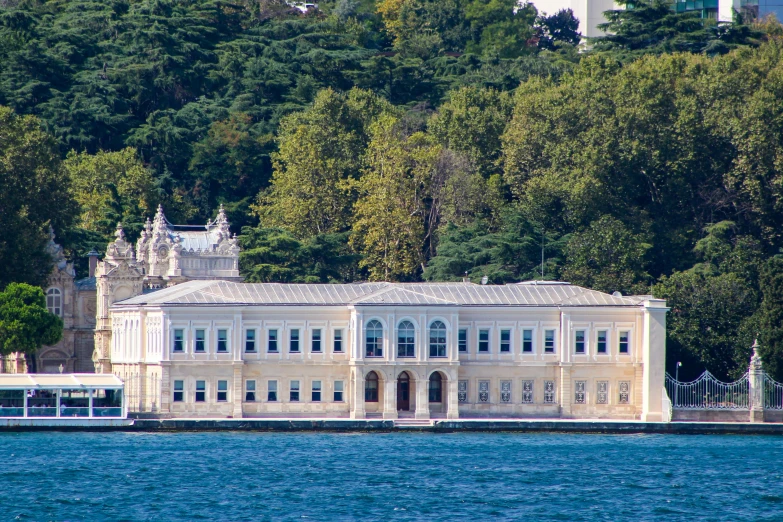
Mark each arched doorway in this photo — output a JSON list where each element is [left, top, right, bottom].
[[397, 372, 411, 411], [429, 371, 447, 415], [364, 371, 382, 414]]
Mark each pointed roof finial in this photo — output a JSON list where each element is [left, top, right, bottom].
[[115, 222, 125, 241]]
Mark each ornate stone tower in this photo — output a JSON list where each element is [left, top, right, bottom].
[[93, 206, 241, 373], [93, 223, 144, 373]]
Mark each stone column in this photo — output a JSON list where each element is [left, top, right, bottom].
[[232, 362, 244, 418], [559, 365, 572, 418], [415, 375, 430, 419], [749, 340, 765, 423], [160, 362, 171, 414], [350, 367, 365, 419], [383, 372, 398, 419], [447, 372, 459, 419], [641, 299, 668, 421]]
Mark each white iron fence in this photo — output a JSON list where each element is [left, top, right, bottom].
[[666, 371, 750, 410], [764, 374, 783, 410]]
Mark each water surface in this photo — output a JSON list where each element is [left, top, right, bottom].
[[1, 432, 781, 520]]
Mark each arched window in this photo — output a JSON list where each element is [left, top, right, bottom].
[[429, 321, 447, 357], [397, 320, 415, 357], [429, 372, 442, 403], [365, 371, 379, 402], [46, 288, 62, 316], [366, 320, 383, 357]]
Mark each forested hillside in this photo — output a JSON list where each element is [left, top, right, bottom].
[[2, 0, 783, 379]]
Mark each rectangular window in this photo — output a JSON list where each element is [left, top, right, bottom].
[[173, 380, 184, 402], [478, 330, 490, 353], [312, 329, 322, 353], [458, 380, 468, 402], [290, 329, 300, 353], [268, 380, 278, 402], [544, 330, 556, 353], [217, 329, 228, 353], [334, 381, 344, 402], [500, 330, 511, 353], [333, 329, 343, 353], [544, 380, 556, 403], [195, 329, 206, 353], [245, 330, 256, 353], [619, 381, 630, 404], [522, 329, 533, 353], [458, 329, 468, 353], [522, 380, 534, 403], [597, 381, 608, 404], [173, 329, 184, 353], [312, 380, 321, 402], [575, 330, 586, 354], [245, 380, 256, 402], [619, 331, 630, 354], [597, 330, 607, 354], [195, 380, 206, 402], [290, 380, 300, 402], [268, 329, 278, 353], [574, 380, 586, 404], [500, 380, 512, 403], [478, 380, 490, 402], [217, 380, 228, 402]]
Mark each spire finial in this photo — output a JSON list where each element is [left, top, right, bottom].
[[115, 222, 125, 241]]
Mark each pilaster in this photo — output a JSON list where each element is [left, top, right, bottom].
[[415, 376, 430, 419]]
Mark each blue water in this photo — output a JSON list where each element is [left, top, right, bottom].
[[1, 432, 782, 520]]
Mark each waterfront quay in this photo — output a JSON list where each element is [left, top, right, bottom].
[[3, 417, 783, 434]]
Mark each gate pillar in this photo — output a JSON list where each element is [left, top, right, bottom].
[[749, 340, 765, 423]]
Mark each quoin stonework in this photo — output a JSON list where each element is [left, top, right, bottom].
[[28, 208, 668, 421]]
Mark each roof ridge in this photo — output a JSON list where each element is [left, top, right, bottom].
[[346, 282, 391, 304]]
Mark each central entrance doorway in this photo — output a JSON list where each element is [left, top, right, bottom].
[[397, 372, 410, 411]]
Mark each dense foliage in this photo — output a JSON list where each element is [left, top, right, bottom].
[[0, 283, 63, 357], [1, 0, 782, 376]]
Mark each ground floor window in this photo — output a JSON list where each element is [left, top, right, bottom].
[[312, 380, 321, 402], [334, 381, 344, 402], [268, 380, 278, 402], [365, 372, 378, 402], [500, 380, 511, 403], [173, 380, 184, 402], [245, 380, 256, 402], [478, 380, 489, 403], [597, 381, 608, 404], [619, 381, 630, 404], [544, 380, 556, 403], [195, 380, 206, 402], [458, 380, 468, 402], [290, 380, 300, 402], [574, 381, 586, 404], [217, 380, 228, 402], [429, 373, 442, 403]]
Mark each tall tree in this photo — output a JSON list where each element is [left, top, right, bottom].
[[758, 257, 783, 380], [0, 283, 63, 357], [0, 106, 77, 289], [351, 114, 440, 280]]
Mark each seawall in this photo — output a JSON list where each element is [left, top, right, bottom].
[[3, 418, 783, 434]]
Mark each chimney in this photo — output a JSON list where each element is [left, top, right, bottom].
[[87, 249, 100, 278]]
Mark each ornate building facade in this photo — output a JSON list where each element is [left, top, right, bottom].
[[109, 280, 669, 421], [16, 207, 240, 376]]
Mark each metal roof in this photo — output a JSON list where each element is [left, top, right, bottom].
[[0, 374, 124, 389], [115, 280, 650, 308]]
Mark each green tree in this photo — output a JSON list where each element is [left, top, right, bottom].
[[654, 270, 758, 380], [64, 147, 158, 240], [351, 114, 441, 280], [239, 227, 360, 283], [535, 8, 581, 50], [592, 0, 760, 60], [428, 86, 513, 177], [0, 106, 78, 289], [0, 283, 63, 357], [562, 216, 651, 294], [255, 88, 397, 238], [757, 256, 783, 380]]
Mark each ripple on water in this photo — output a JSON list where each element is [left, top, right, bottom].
[[0, 432, 782, 520]]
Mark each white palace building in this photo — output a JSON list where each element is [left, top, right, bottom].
[[34, 205, 668, 421]]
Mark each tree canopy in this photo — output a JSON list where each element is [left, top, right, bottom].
[[0, 283, 63, 357]]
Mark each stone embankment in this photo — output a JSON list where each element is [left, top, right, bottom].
[[3, 418, 783, 434]]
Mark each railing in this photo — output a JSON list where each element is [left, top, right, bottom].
[[764, 374, 783, 410], [666, 371, 750, 410]]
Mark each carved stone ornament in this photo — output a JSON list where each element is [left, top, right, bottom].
[[750, 339, 763, 372]]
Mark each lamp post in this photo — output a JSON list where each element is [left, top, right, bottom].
[[674, 361, 682, 408]]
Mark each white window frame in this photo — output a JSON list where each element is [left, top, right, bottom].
[[244, 329, 257, 353], [312, 380, 322, 402], [217, 380, 229, 402], [245, 380, 256, 402], [333, 380, 344, 402]]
